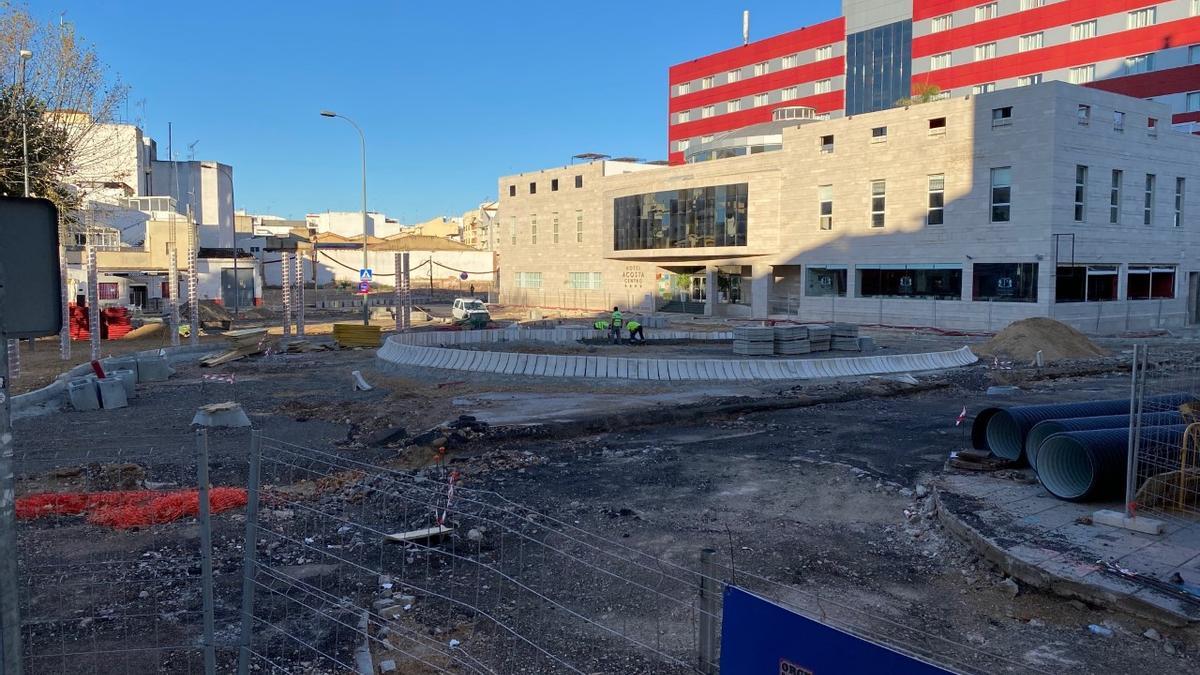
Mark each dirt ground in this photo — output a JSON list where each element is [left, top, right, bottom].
[[8, 324, 1200, 673]]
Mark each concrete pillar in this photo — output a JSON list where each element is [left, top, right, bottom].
[[704, 267, 716, 317], [751, 264, 771, 319]]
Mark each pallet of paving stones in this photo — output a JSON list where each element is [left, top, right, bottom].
[[832, 337, 862, 351], [831, 322, 859, 338], [772, 325, 811, 355], [733, 326, 776, 356], [807, 324, 832, 352]]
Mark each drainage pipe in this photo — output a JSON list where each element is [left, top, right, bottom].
[[984, 394, 1195, 463], [1025, 411, 1183, 471], [971, 408, 1002, 450], [1037, 426, 1188, 502]]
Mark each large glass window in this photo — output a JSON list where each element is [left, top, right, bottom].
[[515, 272, 542, 289], [1056, 265, 1117, 302], [613, 183, 748, 250], [991, 167, 1011, 222], [973, 263, 1038, 302], [1127, 266, 1175, 299], [1110, 170, 1123, 224], [927, 174, 945, 225], [1071, 21, 1097, 41], [1175, 177, 1185, 228], [871, 180, 886, 228], [858, 264, 962, 300], [818, 185, 833, 230], [845, 20, 913, 115], [568, 272, 603, 290], [1144, 174, 1156, 225], [1127, 7, 1156, 29], [1019, 32, 1043, 51], [806, 266, 847, 297], [1074, 165, 1087, 221]]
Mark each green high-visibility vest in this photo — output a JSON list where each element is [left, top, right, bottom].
[[626, 320, 641, 331]]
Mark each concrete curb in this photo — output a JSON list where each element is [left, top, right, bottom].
[[12, 343, 217, 414], [933, 487, 1196, 626], [389, 327, 734, 347], [377, 335, 978, 382]]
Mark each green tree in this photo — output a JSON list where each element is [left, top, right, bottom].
[[896, 83, 943, 107], [0, 84, 74, 208]]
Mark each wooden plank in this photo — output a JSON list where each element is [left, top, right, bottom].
[[384, 525, 452, 543]]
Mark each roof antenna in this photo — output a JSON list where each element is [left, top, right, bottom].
[[743, 10, 750, 45]]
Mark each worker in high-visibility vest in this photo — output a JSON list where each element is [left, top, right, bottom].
[[593, 319, 609, 330], [626, 319, 645, 344], [609, 306, 623, 344]]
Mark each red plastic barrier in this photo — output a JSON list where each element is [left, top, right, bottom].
[[16, 488, 248, 529]]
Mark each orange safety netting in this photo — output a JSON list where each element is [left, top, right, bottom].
[[16, 487, 248, 529]]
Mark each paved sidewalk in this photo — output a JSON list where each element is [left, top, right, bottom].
[[936, 472, 1200, 625]]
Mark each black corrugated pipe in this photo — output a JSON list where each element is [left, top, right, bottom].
[[1025, 411, 1184, 471], [971, 408, 1002, 450], [1038, 426, 1189, 501], [985, 394, 1195, 463]]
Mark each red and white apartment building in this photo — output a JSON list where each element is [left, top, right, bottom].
[[668, 0, 1200, 164]]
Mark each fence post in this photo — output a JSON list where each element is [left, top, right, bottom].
[[196, 429, 216, 675], [237, 430, 263, 675], [1125, 345, 1145, 517], [698, 548, 719, 675]]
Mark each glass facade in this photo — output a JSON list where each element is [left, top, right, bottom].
[[845, 20, 912, 115], [857, 264, 962, 300], [613, 184, 748, 250], [972, 263, 1038, 302]]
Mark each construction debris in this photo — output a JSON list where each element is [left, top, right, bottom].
[[199, 327, 269, 367], [191, 401, 252, 428], [384, 525, 453, 544], [974, 317, 1107, 363], [352, 370, 373, 391], [333, 323, 383, 348], [282, 339, 331, 354]]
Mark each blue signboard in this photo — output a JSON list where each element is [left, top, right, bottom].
[[720, 586, 953, 674]]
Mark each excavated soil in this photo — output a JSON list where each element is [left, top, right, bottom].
[[974, 317, 1108, 363]]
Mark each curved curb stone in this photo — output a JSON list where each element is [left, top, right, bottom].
[[377, 333, 977, 382]]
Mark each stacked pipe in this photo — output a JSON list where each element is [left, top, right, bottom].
[[1038, 426, 1190, 502]]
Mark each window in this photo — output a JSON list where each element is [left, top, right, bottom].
[[1195, 0, 1200, 15], [1068, 65, 1095, 84], [1077, 104, 1091, 125], [870, 180, 886, 228], [1017, 74, 1043, 86], [1127, 266, 1175, 299], [568, 272, 602, 290], [1188, 92, 1200, 112], [928, 174, 945, 225], [508, 185, 516, 197], [974, 43, 996, 61], [929, 117, 947, 132], [575, 175, 583, 189], [530, 214, 537, 244], [552, 212, 560, 243], [613, 183, 748, 250], [815, 45, 833, 61], [858, 264, 963, 300], [806, 266, 847, 296], [991, 106, 1012, 126], [98, 282, 119, 300], [700, 135, 714, 143], [515, 272, 542, 289], [753, 93, 769, 107], [701, 105, 714, 119], [1056, 265, 1118, 302], [677, 139, 690, 152], [551, 178, 559, 191], [973, 263, 1038, 302], [1071, 21, 1097, 41], [1110, 169, 1123, 223], [818, 185, 833, 230], [678, 111, 691, 123], [1074, 165, 1088, 221], [529, 181, 537, 194], [1144, 174, 1156, 225], [782, 86, 798, 101], [991, 167, 1011, 222], [1127, 7, 1156, 29], [1191, 45, 1200, 64], [931, 14, 953, 32], [1125, 54, 1154, 75], [1113, 110, 1125, 131], [1019, 32, 1043, 52], [782, 54, 798, 69], [974, 83, 997, 94], [727, 68, 741, 83], [1148, 117, 1158, 136], [1020, 0, 1045, 9], [510, 217, 517, 246], [975, 3, 998, 21], [930, 53, 952, 70], [701, 76, 714, 90], [871, 126, 888, 141], [820, 135, 835, 153], [576, 210, 584, 242], [1175, 178, 1186, 228], [676, 82, 690, 96], [727, 99, 741, 113], [754, 62, 768, 77]]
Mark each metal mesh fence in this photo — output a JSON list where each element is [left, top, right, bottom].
[[1128, 345, 1200, 524]]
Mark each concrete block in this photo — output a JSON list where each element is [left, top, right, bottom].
[[1092, 510, 1165, 535], [109, 369, 137, 398], [68, 378, 101, 411], [97, 377, 128, 409], [192, 401, 251, 428], [104, 357, 138, 381], [135, 354, 175, 382]]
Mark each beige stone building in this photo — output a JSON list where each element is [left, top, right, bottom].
[[494, 82, 1200, 332]]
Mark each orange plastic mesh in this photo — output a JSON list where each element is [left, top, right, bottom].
[[16, 488, 248, 529]]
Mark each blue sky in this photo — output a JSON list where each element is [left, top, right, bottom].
[[42, 1, 840, 222]]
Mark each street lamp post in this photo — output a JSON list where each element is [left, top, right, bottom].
[[19, 48, 32, 197], [319, 110, 370, 325]]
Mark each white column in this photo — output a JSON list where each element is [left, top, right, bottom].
[[751, 264, 771, 319], [168, 249, 180, 347], [295, 253, 305, 337], [87, 246, 100, 360], [704, 267, 716, 317], [281, 254, 292, 338]]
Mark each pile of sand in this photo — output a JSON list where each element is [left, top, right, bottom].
[[973, 317, 1108, 363]]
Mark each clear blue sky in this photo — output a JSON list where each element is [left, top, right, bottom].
[[42, 1, 840, 223]]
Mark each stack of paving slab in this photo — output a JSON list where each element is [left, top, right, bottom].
[[831, 323, 861, 351], [772, 325, 810, 355], [807, 324, 832, 352], [733, 326, 776, 356]]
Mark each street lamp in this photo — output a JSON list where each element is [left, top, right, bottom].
[[19, 48, 32, 197], [319, 109, 370, 325]]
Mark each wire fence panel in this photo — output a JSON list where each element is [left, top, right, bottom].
[[241, 435, 708, 674], [1128, 346, 1200, 525]]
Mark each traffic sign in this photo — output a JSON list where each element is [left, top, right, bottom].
[[360, 268, 373, 282], [358, 280, 371, 294]]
